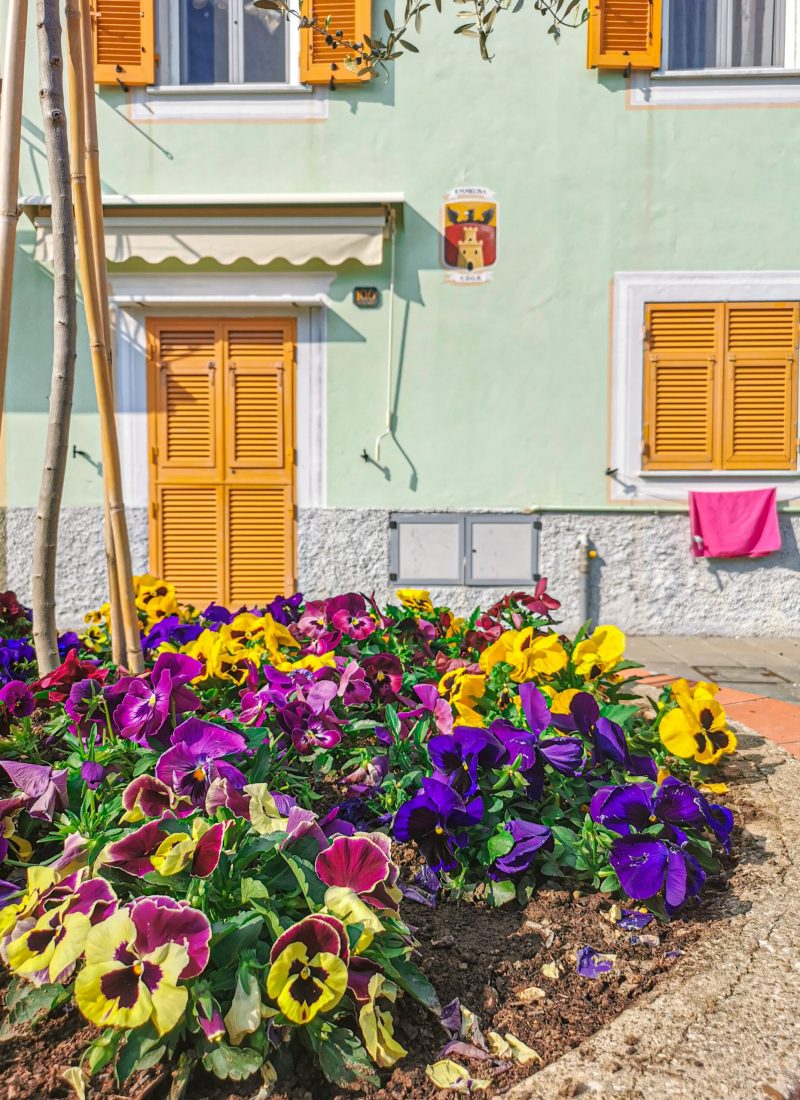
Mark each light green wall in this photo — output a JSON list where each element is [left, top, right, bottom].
[[7, 4, 800, 510]]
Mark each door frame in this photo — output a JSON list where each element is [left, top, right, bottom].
[[145, 315, 298, 602]]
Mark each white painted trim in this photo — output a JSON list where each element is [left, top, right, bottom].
[[109, 272, 328, 513], [609, 271, 800, 504]]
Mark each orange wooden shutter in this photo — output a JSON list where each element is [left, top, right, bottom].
[[643, 303, 723, 470], [92, 0, 156, 87], [149, 322, 225, 606], [223, 323, 295, 605], [300, 0, 372, 84], [722, 303, 799, 470], [587, 0, 662, 70]]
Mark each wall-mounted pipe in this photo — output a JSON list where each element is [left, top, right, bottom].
[[577, 534, 596, 627]]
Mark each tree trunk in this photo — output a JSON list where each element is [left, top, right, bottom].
[[0, 0, 29, 436], [32, 0, 76, 674]]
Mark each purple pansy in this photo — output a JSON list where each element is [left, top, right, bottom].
[[129, 895, 211, 978], [610, 834, 706, 914], [80, 761, 105, 790], [0, 680, 34, 718], [315, 833, 400, 911], [342, 754, 389, 796], [155, 717, 246, 806], [114, 669, 172, 746], [361, 654, 404, 703], [337, 661, 372, 706], [590, 778, 708, 837], [265, 591, 303, 626], [550, 691, 629, 768], [489, 718, 583, 800], [325, 593, 376, 641], [428, 726, 503, 796], [0, 760, 68, 821], [393, 777, 483, 873], [492, 819, 553, 877]]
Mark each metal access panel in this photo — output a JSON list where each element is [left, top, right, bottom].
[[389, 513, 464, 585], [466, 515, 540, 586]]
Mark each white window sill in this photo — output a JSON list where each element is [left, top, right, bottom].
[[128, 82, 327, 122], [148, 82, 314, 97], [639, 469, 800, 478], [653, 66, 800, 81], [630, 67, 800, 107]]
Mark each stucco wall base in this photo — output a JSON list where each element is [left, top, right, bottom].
[[2, 507, 149, 628], [508, 730, 800, 1100], [2, 507, 798, 634]]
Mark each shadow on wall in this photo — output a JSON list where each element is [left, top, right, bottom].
[[704, 514, 800, 590]]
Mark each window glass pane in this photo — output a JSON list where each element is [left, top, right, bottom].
[[668, 0, 718, 68], [731, 0, 785, 66], [242, 0, 288, 83], [180, 0, 230, 84]]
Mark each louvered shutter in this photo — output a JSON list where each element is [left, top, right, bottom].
[[223, 323, 295, 604], [91, 1, 156, 86], [154, 327, 219, 473], [158, 485, 225, 606], [643, 303, 723, 470], [722, 303, 799, 470], [300, 0, 372, 84], [587, 0, 662, 70]]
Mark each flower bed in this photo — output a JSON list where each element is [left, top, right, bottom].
[[0, 580, 737, 1098]]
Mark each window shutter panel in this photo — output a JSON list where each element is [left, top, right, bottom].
[[158, 485, 225, 606], [722, 303, 799, 470], [92, 0, 156, 87], [223, 323, 295, 604], [155, 327, 219, 473], [643, 303, 722, 470], [587, 0, 662, 70], [300, 0, 372, 85]]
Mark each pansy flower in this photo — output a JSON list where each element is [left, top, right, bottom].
[[75, 897, 210, 1035], [266, 914, 349, 1025], [150, 818, 230, 878], [325, 593, 376, 641], [155, 717, 246, 806], [659, 681, 736, 765], [505, 629, 568, 682], [393, 778, 483, 873], [0, 680, 34, 718], [428, 726, 502, 796], [315, 833, 401, 912], [34, 649, 107, 704], [590, 778, 708, 837], [361, 653, 404, 703], [5, 874, 116, 986], [550, 691, 630, 767], [394, 589, 435, 615], [337, 660, 372, 706], [571, 625, 626, 680], [265, 591, 303, 625], [491, 819, 553, 877], [359, 974, 407, 1067], [120, 774, 192, 823], [609, 834, 706, 914], [0, 760, 68, 822]]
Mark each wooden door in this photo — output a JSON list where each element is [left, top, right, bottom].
[[147, 318, 296, 608]]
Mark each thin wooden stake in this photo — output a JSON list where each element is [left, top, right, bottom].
[[63, 0, 125, 668], [65, 0, 143, 673], [0, 0, 29, 436], [32, 0, 76, 673]]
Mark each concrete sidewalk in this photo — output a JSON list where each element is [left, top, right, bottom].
[[628, 635, 800, 760]]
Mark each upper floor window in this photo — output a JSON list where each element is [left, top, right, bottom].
[[666, 0, 790, 71], [161, 0, 292, 87]]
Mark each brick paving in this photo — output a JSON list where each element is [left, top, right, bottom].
[[629, 635, 800, 761]]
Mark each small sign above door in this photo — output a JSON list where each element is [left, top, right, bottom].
[[353, 287, 381, 308]]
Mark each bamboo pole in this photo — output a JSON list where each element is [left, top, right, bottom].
[[63, 0, 143, 673], [63, 0, 125, 668], [0, 0, 29, 436], [32, 0, 76, 673]]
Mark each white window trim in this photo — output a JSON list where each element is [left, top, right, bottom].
[[108, 271, 331, 513], [609, 271, 800, 505], [631, 0, 800, 106], [128, 0, 327, 122]]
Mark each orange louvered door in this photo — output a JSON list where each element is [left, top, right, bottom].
[[300, 0, 372, 84], [722, 303, 799, 470], [148, 320, 296, 608], [587, 0, 662, 70], [223, 323, 296, 605], [643, 303, 723, 470], [91, 0, 156, 86]]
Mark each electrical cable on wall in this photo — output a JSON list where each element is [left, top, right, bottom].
[[374, 208, 397, 464]]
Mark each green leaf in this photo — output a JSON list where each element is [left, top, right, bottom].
[[400, 37, 419, 51], [600, 703, 638, 728], [202, 1043, 264, 1082], [489, 879, 517, 907], [168, 1052, 197, 1100], [83, 1029, 124, 1076], [117, 1028, 166, 1083], [486, 829, 515, 862], [210, 914, 265, 968], [0, 981, 71, 1041], [550, 825, 579, 849], [384, 8, 394, 29], [241, 877, 270, 903], [377, 953, 441, 1013], [315, 1026, 380, 1088]]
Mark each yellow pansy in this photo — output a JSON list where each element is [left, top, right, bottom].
[[395, 589, 435, 615], [438, 668, 486, 709], [548, 687, 581, 715], [506, 629, 568, 683], [478, 631, 516, 675], [323, 887, 383, 954], [572, 625, 626, 679], [244, 785, 289, 836], [275, 652, 336, 673], [659, 684, 736, 765]]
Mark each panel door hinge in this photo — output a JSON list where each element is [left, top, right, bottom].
[[389, 571, 397, 582], [150, 445, 158, 464], [533, 519, 542, 531], [150, 500, 158, 519], [388, 520, 397, 530]]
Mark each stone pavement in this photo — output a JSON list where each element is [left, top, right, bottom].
[[628, 635, 800, 761]]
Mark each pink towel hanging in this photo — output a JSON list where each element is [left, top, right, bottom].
[[688, 488, 781, 559]]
